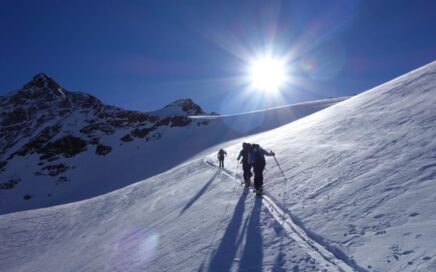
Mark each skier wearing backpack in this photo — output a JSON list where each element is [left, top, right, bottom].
[[217, 149, 227, 169], [249, 144, 275, 195], [237, 142, 252, 187]]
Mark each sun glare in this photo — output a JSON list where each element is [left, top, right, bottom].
[[249, 56, 288, 92]]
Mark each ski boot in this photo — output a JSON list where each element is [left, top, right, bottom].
[[254, 186, 263, 196]]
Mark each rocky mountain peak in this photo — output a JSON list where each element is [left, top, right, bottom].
[[23, 73, 63, 93], [164, 98, 205, 115], [5, 73, 105, 111]]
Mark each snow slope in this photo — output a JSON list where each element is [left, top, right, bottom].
[[0, 75, 343, 215], [0, 160, 345, 272], [210, 61, 436, 271], [0, 61, 435, 272]]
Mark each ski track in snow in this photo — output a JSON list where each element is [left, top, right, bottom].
[[204, 158, 364, 272]]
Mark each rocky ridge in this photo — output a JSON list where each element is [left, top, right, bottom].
[[0, 73, 208, 195]]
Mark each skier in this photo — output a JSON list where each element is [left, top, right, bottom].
[[249, 144, 275, 195], [217, 149, 227, 169], [237, 142, 252, 187]]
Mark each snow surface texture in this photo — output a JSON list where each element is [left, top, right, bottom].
[[0, 74, 343, 215], [0, 61, 435, 272]]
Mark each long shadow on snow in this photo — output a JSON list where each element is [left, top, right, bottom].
[[179, 169, 221, 216], [238, 196, 263, 272], [208, 188, 250, 272]]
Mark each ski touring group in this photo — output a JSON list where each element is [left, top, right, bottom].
[[217, 143, 275, 195]]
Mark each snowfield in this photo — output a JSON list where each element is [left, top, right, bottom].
[[0, 61, 435, 271]]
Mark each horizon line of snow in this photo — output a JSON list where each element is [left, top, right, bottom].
[[189, 97, 350, 119]]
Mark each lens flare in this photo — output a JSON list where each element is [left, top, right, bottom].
[[300, 40, 346, 80], [109, 227, 159, 270]]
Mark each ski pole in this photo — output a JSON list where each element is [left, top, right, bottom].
[[273, 155, 287, 182], [274, 155, 290, 207]]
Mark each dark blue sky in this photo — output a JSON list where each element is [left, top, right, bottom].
[[1, 0, 435, 114]]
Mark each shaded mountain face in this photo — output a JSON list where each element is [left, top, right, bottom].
[[0, 74, 209, 211], [1, 74, 206, 163]]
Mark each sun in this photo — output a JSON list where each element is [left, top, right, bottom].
[[248, 56, 288, 93]]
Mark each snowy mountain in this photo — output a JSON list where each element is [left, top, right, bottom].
[[0, 74, 343, 215], [1, 61, 434, 272]]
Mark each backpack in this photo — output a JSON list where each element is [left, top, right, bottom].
[[249, 144, 264, 166]]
